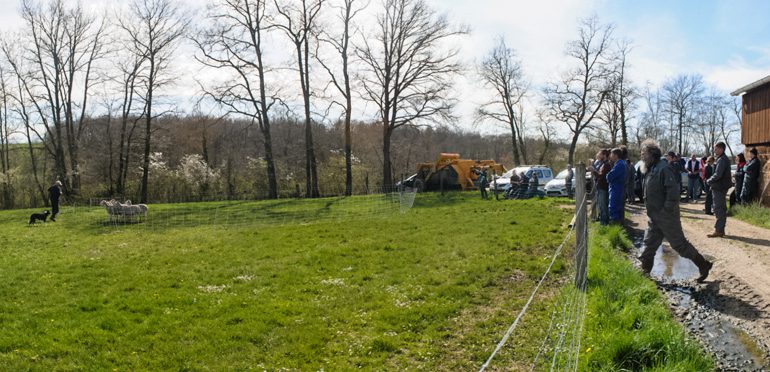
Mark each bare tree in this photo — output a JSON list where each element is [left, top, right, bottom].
[[726, 97, 742, 156], [317, 0, 365, 196], [476, 36, 529, 166], [113, 49, 145, 196], [596, 83, 621, 147], [20, 0, 107, 196], [194, 0, 280, 199], [0, 62, 12, 207], [274, 0, 323, 198], [357, 0, 466, 188], [662, 74, 704, 155], [120, 0, 189, 203], [535, 111, 556, 165], [542, 16, 615, 165], [1, 38, 48, 204], [636, 83, 665, 147]]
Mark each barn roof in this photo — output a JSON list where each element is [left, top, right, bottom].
[[732, 74, 770, 96]]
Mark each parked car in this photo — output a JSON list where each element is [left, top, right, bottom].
[[490, 165, 553, 193], [544, 169, 592, 197]]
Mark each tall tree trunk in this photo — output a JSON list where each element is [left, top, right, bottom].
[[517, 133, 528, 164], [382, 125, 392, 190], [263, 124, 278, 199], [344, 103, 353, 196], [568, 132, 580, 167], [509, 124, 520, 166], [116, 117, 128, 195], [107, 114, 115, 196], [26, 125, 47, 207], [140, 60, 155, 204]]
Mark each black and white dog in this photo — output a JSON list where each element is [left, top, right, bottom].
[[29, 210, 51, 224]]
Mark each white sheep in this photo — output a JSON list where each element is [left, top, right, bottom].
[[100, 199, 149, 222]]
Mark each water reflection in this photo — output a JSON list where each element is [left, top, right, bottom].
[[650, 245, 700, 280]]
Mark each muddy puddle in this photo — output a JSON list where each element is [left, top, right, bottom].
[[629, 232, 769, 370]]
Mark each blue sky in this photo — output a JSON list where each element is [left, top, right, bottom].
[[603, 0, 770, 75]]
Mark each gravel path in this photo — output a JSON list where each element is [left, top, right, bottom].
[[626, 202, 770, 371]]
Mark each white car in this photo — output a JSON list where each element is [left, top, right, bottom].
[[545, 169, 586, 196], [489, 165, 553, 192]]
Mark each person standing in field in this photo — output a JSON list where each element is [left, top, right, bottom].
[[706, 142, 732, 238], [638, 140, 713, 282], [704, 156, 715, 215], [565, 164, 574, 198], [477, 168, 489, 200], [741, 147, 761, 204], [607, 148, 626, 225], [48, 180, 62, 222]]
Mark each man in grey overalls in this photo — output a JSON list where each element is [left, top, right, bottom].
[[638, 140, 713, 283]]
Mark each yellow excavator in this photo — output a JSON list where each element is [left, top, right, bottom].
[[401, 153, 506, 192]]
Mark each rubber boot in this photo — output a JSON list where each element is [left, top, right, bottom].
[[639, 256, 653, 276], [693, 254, 713, 283]]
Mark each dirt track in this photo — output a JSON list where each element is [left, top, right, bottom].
[[626, 201, 770, 370]]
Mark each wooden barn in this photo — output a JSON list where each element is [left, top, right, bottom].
[[732, 74, 770, 205]]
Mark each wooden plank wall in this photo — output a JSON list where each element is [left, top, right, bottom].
[[742, 85, 770, 145]]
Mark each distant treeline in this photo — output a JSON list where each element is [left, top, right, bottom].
[[1, 115, 580, 209]]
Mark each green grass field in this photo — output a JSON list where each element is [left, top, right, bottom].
[[0, 193, 575, 370], [581, 226, 713, 371]]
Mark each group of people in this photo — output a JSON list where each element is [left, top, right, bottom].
[[588, 146, 636, 226], [664, 146, 762, 217], [732, 148, 762, 206], [503, 171, 541, 199]]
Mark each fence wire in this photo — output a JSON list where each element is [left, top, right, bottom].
[[18, 188, 419, 234], [481, 164, 591, 372]]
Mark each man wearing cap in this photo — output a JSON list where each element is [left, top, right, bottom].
[[48, 180, 62, 222]]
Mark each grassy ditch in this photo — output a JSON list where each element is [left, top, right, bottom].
[[730, 202, 770, 230], [580, 226, 714, 371], [0, 192, 573, 370]]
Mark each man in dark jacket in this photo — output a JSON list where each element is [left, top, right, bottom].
[[686, 154, 701, 202], [706, 142, 732, 237], [638, 140, 712, 282], [48, 180, 62, 222], [704, 156, 715, 215], [741, 147, 760, 203]]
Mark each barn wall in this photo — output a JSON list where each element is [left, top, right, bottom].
[[742, 85, 770, 145]]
